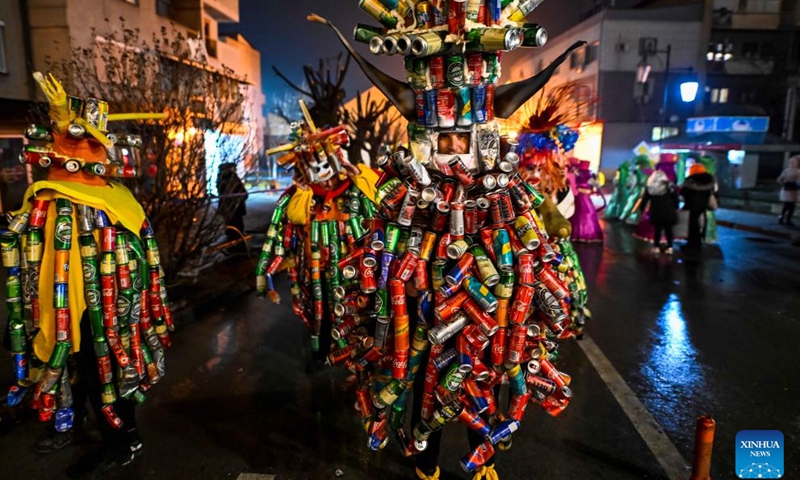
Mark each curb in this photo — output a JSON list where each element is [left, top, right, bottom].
[[716, 220, 795, 241]]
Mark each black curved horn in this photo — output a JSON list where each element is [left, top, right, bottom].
[[308, 14, 417, 121], [494, 41, 587, 119]]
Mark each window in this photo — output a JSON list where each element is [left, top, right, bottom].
[[156, 0, 171, 17], [652, 127, 679, 141], [710, 87, 729, 103], [0, 22, 7, 74]]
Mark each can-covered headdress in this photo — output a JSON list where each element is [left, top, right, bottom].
[[265, 99, 350, 184], [22, 72, 166, 179], [310, 0, 584, 173]]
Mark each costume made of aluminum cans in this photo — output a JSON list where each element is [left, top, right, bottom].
[[256, 1, 588, 473], [256, 103, 380, 352], [0, 73, 172, 432]]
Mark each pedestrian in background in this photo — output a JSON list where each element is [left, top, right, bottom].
[[638, 170, 679, 255], [681, 163, 716, 252], [217, 163, 249, 252], [777, 156, 800, 226]]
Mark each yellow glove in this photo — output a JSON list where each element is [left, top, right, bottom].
[[33, 72, 70, 134]]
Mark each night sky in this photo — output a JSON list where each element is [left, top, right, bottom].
[[220, 0, 589, 112]]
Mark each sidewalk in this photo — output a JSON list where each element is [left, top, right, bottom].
[[715, 207, 800, 243]]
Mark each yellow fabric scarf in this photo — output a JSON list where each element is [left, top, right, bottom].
[[15, 180, 147, 361]]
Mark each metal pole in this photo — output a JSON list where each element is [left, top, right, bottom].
[[661, 45, 672, 139]]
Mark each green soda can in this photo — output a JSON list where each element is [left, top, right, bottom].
[[145, 238, 161, 266], [385, 223, 401, 254], [406, 57, 428, 90], [310, 221, 321, 251], [26, 229, 44, 264], [396, 228, 411, 256], [484, 53, 500, 84], [100, 252, 116, 276], [310, 335, 320, 352], [79, 234, 98, 259], [49, 341, 71, 369], [1, 233, 21, 268], [523, 181, 545, 207], [375, 178, 401, 205], [494, 270, 515, 299], [93, 338, 110, 357], [445, 54, 466, 88], [354, 23, 383, 44], [375, 288, 389, 317], [440, 362, 466, 392], [469, 245, 500, 287], [522, 23, 548, 47], [87, 306, 104, 336], [132, 390, 146, 404], [6, 274, 21, 299], [376, 378, 406, 409], [360, 194, 376, 218], [389, 396, 408, 430], [349, 215, 367, 241], [101, 383, 116, 404], [431, 259, 447, 291], [9, 326, 26, 353], [492, 228, 513, 272]]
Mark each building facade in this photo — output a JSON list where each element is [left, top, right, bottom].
[[0, 0, 265, 210], [505, 0, 800, 181]]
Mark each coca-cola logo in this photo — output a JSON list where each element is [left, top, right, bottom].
[[391, 294, 405, 305], [392, 357, 408, 369], [102, 287, 114, 297], [492, 343, 506, 355], [362, 267, 374, 279], [103, 229, 114, 246]]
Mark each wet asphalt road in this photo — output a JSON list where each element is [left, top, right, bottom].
[[1, 212, 799, 480]]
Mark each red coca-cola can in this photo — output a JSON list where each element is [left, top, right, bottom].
[[117, 264, 132, 290], [537, 265, 569, 300], [360, 256, 377, 293], [420, 390, 437, 421], [466, 53, 483, 85], [508, 391, 533, 421], [355, 388, 373, 419], [97, 355, 113, 383], [437, 88, 456, 128], [392, 348, 409, 379], [448, 0, 466, 34], [101, 405, 124, 429], [55, 308, 70, 342], [507, 323, 527, 364], [539, 358, 567, 388], [434, 232, 452, 260], [491, 327, 507, 369], [434, 290, 469, 322], [30, 199, 50, 228], [464, 200, 478, 235], [462, 299, 499, 337], [413, 259, 430, 290], [485, 83, 495, 121], [517, 253, 535, 286], [429, 56, 445, 89], [430, 201, 450, 233], [449, 157, 475, 188], [509, 284, 534, 324], [389, 279, 407, 317], [461, 323, 489, 351], [101, 227, 115, 252], [395, 251, 419, 283], [486, 192, 504, 227]]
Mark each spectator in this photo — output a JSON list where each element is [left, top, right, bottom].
[[639, 170, 679, 255], [681, 163, 715, 252], [216, 163, 248, 252], [777, 156, 800, 226]]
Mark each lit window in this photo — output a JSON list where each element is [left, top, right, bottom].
[[710, 88, 719, 103], [0, 22, 7, 74], [652, 127, 679, 141], [709, 87, 730, 104], [719, 88, 729, 103]]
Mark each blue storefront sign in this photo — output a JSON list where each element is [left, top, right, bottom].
[[687, 116, 770, 134]]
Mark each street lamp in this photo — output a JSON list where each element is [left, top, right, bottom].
[[635, 39, 698, 140], [680, 81, 699, 103]]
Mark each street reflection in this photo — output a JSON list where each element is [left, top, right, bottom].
[[640, 293, 707, 428]]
